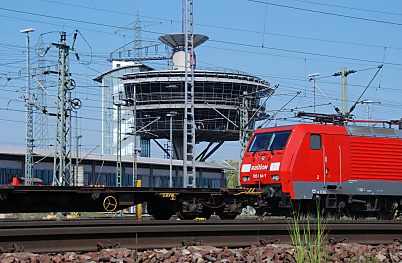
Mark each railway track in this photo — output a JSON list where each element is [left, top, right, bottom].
[[0, 218, 401, 253]]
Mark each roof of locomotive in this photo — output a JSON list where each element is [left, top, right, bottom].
[[345, 125, 402, 139], [253, 123, 402, 139], [253, 123, 345, 134]]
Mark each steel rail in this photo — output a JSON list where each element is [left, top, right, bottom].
[[0, 218, 400, 253]]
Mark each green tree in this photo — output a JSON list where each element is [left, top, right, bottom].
[[223, 160, 240, 188]]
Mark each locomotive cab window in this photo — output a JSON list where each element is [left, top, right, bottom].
[[248, 130, 292, 152], [310, 134, 322, 150]]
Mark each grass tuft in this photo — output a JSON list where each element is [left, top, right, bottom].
[[289, 203, 327, 263]]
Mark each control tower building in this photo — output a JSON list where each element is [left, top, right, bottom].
[[119, 33, 273, 161]]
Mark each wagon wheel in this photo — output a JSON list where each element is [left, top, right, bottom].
[[103, 196, 118, 212], [176, 211, 197, 220], [217, 212, 238, 220], [200, 208, 213, 220], [147, 201, 174, 220]]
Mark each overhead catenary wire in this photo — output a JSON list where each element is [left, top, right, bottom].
[[0, 7, 133, 31], [0, 7, 402, 97], [2, 5, 402, 69], [37, 0, 402, 51], [3, 71, 401, 112], [0, 8, 398, 103], [260, 91, 301, 128], [246, 0, 402, 27], [208, 39, 402, 67], [1, 25, 400, 92], [284, 0, 402, 17]]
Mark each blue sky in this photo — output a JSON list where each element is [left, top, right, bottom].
[[0, 0, 401, 162]]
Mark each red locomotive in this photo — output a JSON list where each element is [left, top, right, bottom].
[[240, 122, 402, 218]]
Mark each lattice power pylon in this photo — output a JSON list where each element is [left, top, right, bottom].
[[183, 0, 196, 188], [239, 91, 251, 159], [52, 32, 74, 186], [134, 12, 143, 59], [34, 35, 49, 149]]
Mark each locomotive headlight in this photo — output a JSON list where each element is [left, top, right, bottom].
[[243, 176, 250, 182], [271, 175, 280, 181]]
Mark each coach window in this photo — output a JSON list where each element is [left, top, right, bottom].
[[310, 134, 322, 150]]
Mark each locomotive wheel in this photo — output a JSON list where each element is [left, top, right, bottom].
[[103, 196, 118, 212], [375, 201, 398, 220], [376, 208, 396, 220], [147, 201, 174, 220]]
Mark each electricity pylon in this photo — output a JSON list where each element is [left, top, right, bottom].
[[52, 31, 79, 186]]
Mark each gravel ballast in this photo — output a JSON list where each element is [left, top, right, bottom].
[[0, 241, 401, 262]]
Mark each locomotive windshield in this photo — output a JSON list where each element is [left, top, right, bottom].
[[248, 130, 292, 152]]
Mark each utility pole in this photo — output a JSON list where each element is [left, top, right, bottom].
[[341, 67, 348, 116], [182, 0, 185, 33], [74, 110, 82, 185], [307, 73, 319, 113], [132, 85, 138, 186], [167, 111, 177, 188], [239, 91, 250, 159], [239, 91, 250, 187], [333, 67, 356, 116], [183, 0, 196, 188], [114, 93, 134, 187], [21, 28, 35, 186], [114, 96, 123, 187], [52, 31, 76, 186]]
